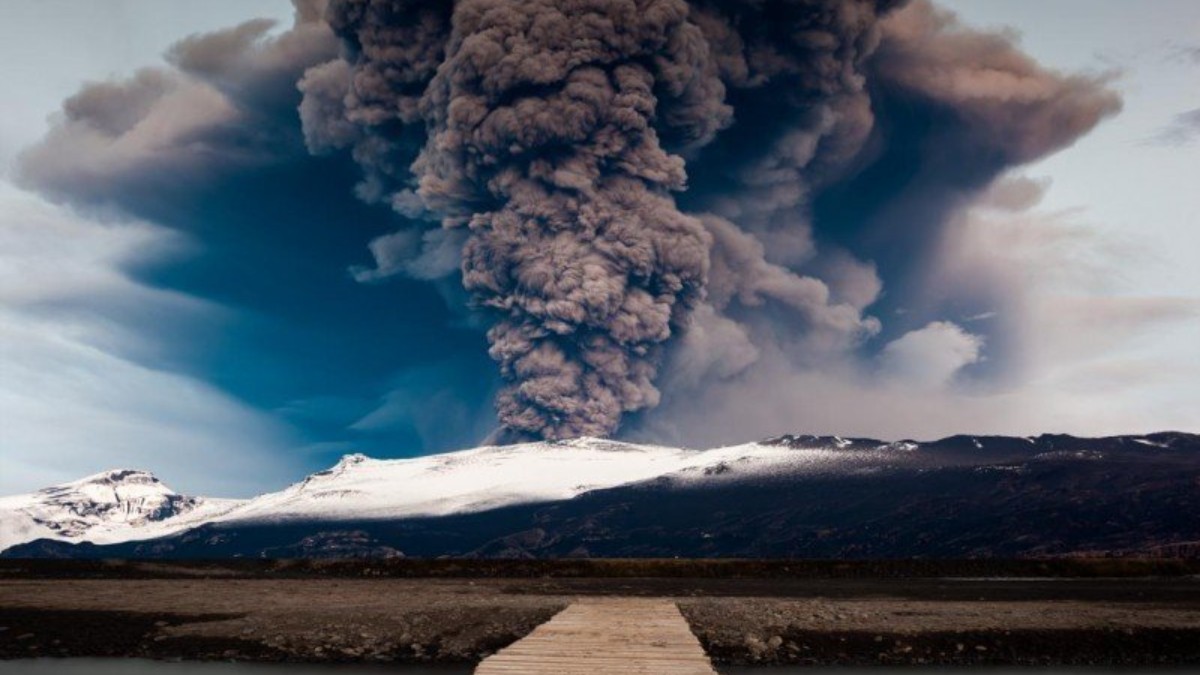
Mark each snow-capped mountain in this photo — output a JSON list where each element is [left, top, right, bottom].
[[0, 436, 914, 552], [0, 469, 242, 553], [0, 436, 895, 553], [3, 432, 1199, 558], [209, 436, 907, 526]]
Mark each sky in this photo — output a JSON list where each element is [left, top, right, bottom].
[[0, 0, 1197, 496]]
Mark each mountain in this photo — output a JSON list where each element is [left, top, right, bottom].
[[0, 469, 242, 553], [3, 433, 1200, 558], [0, 436, 890, 552]]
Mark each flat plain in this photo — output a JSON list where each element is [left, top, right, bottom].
[[1, 560, 1199, 666]]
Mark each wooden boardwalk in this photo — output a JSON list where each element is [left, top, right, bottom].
[[475, 598, 718, 674]]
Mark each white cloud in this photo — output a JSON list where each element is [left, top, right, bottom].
[[879, 321, 984, 389], [0, 184, 299, 496]]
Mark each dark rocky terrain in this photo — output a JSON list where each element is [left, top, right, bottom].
[[5, 432, 1200, 559]]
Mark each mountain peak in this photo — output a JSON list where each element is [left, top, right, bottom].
[[333, 453, 371, 469], [1, 467, 241, 553], [536, 437, 657, 452], [59, 468, 164, 489], [36, 468, 178, 508]]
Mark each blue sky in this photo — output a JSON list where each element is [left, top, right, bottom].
[[1, 1, 1197, 496]]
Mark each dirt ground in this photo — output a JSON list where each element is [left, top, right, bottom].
[[2, 574, 1200, 665], [679, 595, 1200, 666], [0, 579, 565, 663]]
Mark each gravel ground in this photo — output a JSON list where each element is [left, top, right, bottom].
[[0, 579, 565, 663], [3, 576, 1200, 665], [679, 596, 1200, 665]]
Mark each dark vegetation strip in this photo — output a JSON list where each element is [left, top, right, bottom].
[[698, 627, 1200, 667]]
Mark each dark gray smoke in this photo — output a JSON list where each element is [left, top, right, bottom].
[[20, 1, 337, 203], [13, 0, 1125, 447], [297, 0, 1120, 442], [637, 0, 1123, 446], [684, 0, 902, 264], [421, 0, 733, 440], [302, 0, 900, 440]]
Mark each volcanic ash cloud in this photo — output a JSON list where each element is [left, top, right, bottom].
[[296, 0, 1119, 442], [11, 0, 1126, 446], [308, 0, 737, 439]]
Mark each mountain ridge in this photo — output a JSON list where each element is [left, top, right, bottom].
[[3, 431, 1198, 558]]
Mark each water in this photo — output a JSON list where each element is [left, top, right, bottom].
[[0, 661, 470, 674], [719, 670, 1200, 674], [3, 662, 1197, 675]]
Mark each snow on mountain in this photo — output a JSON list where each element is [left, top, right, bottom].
[[0, 436, 900, 551], [212, 437, 896, 526], [0, 469, 243, 553], [17, 432, 1173, 553]]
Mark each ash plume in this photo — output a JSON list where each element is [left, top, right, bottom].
[[684, 0, 902, 264], [638, 0, 1124, 446], [19, 1, 337, 203], [303, 0, 900, 440], [422, 0, 729, 440], [16, 0, 1124, 447]]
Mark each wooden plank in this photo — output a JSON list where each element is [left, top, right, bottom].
[[475, 598, 717, 675]]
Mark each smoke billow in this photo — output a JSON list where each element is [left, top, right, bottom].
[[685, 0, 901, 263], [17, 0, 1125, 446], [20, 2, 337, 203], [302, 0, 905, 440], [641, 0, 1124, 445]]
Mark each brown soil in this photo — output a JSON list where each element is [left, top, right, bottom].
[[2, 568, 1199, 665]]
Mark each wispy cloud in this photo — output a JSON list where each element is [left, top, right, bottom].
[[0, 184, 299, 497], [1149, 108, 1200, 146], [1166, 43, 1200, 64]]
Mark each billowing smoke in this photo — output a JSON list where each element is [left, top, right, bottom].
[[684, 0, 901, 263], [419, 0, 728, 440], [16, 0, 1126, 446], [639, 0, 1124, 445], [302, 0, 900, 440], [20, 2, 337, 203]]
